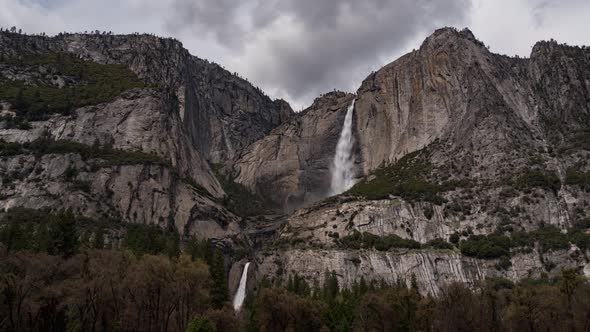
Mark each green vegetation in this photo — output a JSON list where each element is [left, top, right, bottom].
[[565, 168, 590, 191], [459, 234, 512, 259], [0, 207, 90, 257], [123, 223, 180, 257], [459, 225, 590, 259], [337, 224, 590, 260], [347, 149, 468, 204], [0, 138, 167, 166], [186, 315, 217, 332], [0, 53, 144, 123], [246, 268, 590, 332], [424, 238, 454, 250], [339, 231, 421, 251], [211, 164, 270, 217], [557, 129, 590, 153], [515, 169, 561, 193], [1, 206, 590, 331]]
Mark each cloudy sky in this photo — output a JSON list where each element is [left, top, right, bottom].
[[2, 0, 589, 110]]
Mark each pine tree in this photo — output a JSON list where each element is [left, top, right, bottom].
[[186, 315, 216, 332], [323, 271, 339, 302], [92, 227, 104, 249], [48, 210, 78, 258], [286, 275, 294, 293], [209, 249, 228, 308], [14, 88, 26, 111], [359, 276, 368, 295]]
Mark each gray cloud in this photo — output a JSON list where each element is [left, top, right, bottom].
[[166, 0, 471, 107], [5, 0, 590, 110]]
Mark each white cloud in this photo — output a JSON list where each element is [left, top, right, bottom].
[[469, 0, 590, 57]]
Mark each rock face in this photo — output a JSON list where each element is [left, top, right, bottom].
[[355, 28, 541, 174], [0, 31, 292, 239], [3, 28, 590, 295], [0, 88, 240, 238], [0, 32, 293, 164], [183, 61, 293, 163], [231, 28, 590, 292], [253, 247, 590, 296], [232, 92, 359, 210]]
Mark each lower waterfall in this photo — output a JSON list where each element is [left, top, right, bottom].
[[232, 262, 250, 311], [330, 98, 356, 195]]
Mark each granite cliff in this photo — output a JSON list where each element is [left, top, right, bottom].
[[0, 31, 291, 240], [2, 28, 590, 297], [230, 28, 590, 294]]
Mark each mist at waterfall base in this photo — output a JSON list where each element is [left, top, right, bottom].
[[232, 262, 250, 311], [330, 99, 356, 196]]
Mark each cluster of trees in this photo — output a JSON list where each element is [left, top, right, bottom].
[[566, 167, 590, 191], [0, 250, 230, 332], [0, 208, 79, 258], [244, 270, 590, 332], [0, 138, 166, 166], [0, 208, 234, 331], [515, 169, 561, 193], [347, 147, 469, 204], [0, 27, 22, 34], [2, 207, 590, 331], [0, 27, 112, 36], [458, 224, 590, 260], [0, 52, 144, 123], [339, 224, 590, 264]]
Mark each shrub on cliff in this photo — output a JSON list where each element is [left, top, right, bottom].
[[515, 169, 561, 193], [565, 168, 590, 191], [347, 149, 454, 204], [0, 52, 145, 123]]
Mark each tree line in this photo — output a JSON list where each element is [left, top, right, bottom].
[[2, 208, 590, 331], [246, 269, 590, 332]]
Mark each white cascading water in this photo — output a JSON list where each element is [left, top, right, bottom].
[[330, 99, 356, 195], [232, 262, 250, 311]]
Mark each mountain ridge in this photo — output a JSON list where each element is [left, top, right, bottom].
[[2, 26, 590, 297]]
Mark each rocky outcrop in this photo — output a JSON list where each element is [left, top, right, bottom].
[[0, 32, 293, 163], [3, 27, 590, 295], [234, 28, 590, 292], [183, 61, 293, 163], [0, 30, 296, 239], [0, 153, 239, 238], [1, 89, 222, 197], [232, 91, 358, 210], [253, 247, 590, 296], [0, 89, 240, 238]]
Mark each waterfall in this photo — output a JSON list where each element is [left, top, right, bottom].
[[232, 262, 250, 311], [330, 99, 356, 195]]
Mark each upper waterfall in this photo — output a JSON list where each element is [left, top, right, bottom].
[[232, 262, 251, 311], [330, 98, 356, 195]]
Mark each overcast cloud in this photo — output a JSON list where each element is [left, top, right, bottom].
[[1, 0, 589, 109]]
